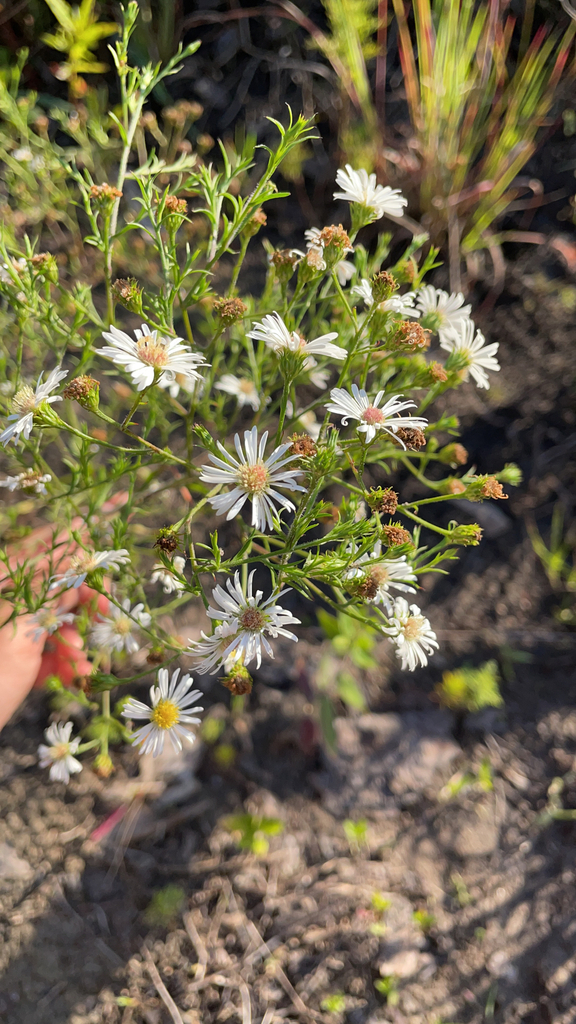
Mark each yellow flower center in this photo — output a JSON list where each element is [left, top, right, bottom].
[[403, 615, 424, 640], [237, 462, 269, 495], [114, 615, 132, 636], [238, 379, 254, 395], [239, 607, 267, 632], [136, 334, 170, 368], [363, 406, 385, 425], [370, 565, 389, 586], [151, 698, 180, 730], [51, 742, 69, 760], [12, 385, 36, 415]]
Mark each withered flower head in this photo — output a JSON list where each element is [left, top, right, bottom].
[[90, 183, 122, 202], [270, 249, 300, 283], [213, 297, 247, 325], [146, 647, 166, 666], [467, 475, 508, 501], [443, 478, 466, 495], [382, 523, 411, 547], [438, 443, 468, 466], [243, 207, 267, 237], [391, 321, 431, 353], [154, 527, 180, 554], [220, 664, 253, 696], [366, 486, 398, 515], [112, 277, 142, 313], [318, 223, 353, 254], [394, 427, 426, 450], [428, 361, 448, 383], [63, 375, 100, 413], [289, 433, 317, 458], [371, 271, 397, 303], [163, 195, 188, 215]]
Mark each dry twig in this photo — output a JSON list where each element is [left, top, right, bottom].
[[143, 946, 184, 1024]]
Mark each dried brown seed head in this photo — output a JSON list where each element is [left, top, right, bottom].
[[164, 195, 188, 215], [213, 297, 247, 325], [371, 271, 397, 303], [220, 666, 253, 695], [438, 443, 468, 466], [366, 487, 398, 515], [391, 321, 431, 353], [289, 433, 317, 458], [63, 375, 100, 412], [90, 183, 122, 202], [381, 524, 411, 547], [395, 427, 426, 450], [154, 528, 179, 554], [428, 361, 448, 382]]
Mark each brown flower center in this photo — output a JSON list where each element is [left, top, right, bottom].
[[238, 607, 267, 632]]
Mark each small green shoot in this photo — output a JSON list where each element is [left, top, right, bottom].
[[374, 976, 399, 1006], [538, 777, 576, 825], [451, 873, 472, 907], [321, 993, 347, 1014], [435, 661, 503, 713], [413, 909, 436, 934], [224, 813, 284, 856], [144, 885, 185, 927], [343, 818, 369, 853], [369, 891, 391, 936]]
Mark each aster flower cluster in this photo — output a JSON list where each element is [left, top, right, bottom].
[[0, 30, 512, 785]]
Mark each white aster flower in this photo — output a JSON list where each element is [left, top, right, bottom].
[[49, 548, 130, 590], [38, 722, 82, 784], [187, 620, 241, 674], [215, 374, 260, 410], [0, 470, 52, 494], [344, 543, 417, 613], [326, 384, 428, 445], [351, 279, 420, 317], [28, 606, 76, 643], [90, 598, 151, 654], [416, 286, 472, 344], [151, 555, 186, 594], [304, 228, 355, 285], [157, 370, 201, 400], [0, 366, 67, 447], [382, 597, 438, 671], [440, 320, 500, 389], [199, 426, 305, 533], [98, 323, 206, 391], [334, 165, 408, 220], [122, 667, 204, 757], [247, 311, 345, 361], [190, 570, 300, 672], [13, 147, 33, 162]]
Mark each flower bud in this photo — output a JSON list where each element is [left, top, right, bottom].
[[394, 256, 418, 284], [437, 443, 468, 467], [93, 753, 114, 778], [366, 487, 398, 515], [112, 277, 143, 314], [439, 478, 466, 495], [63, 375, 100, 413], [446, 523, 483, 546], [496, 463, 523, 487], [147, 646, 166, 666]]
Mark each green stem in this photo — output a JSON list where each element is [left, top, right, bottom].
[[228, 235, 249, 295]]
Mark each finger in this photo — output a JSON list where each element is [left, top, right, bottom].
[[35, 624, 93, 688], [0, 612, 44, 729]]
